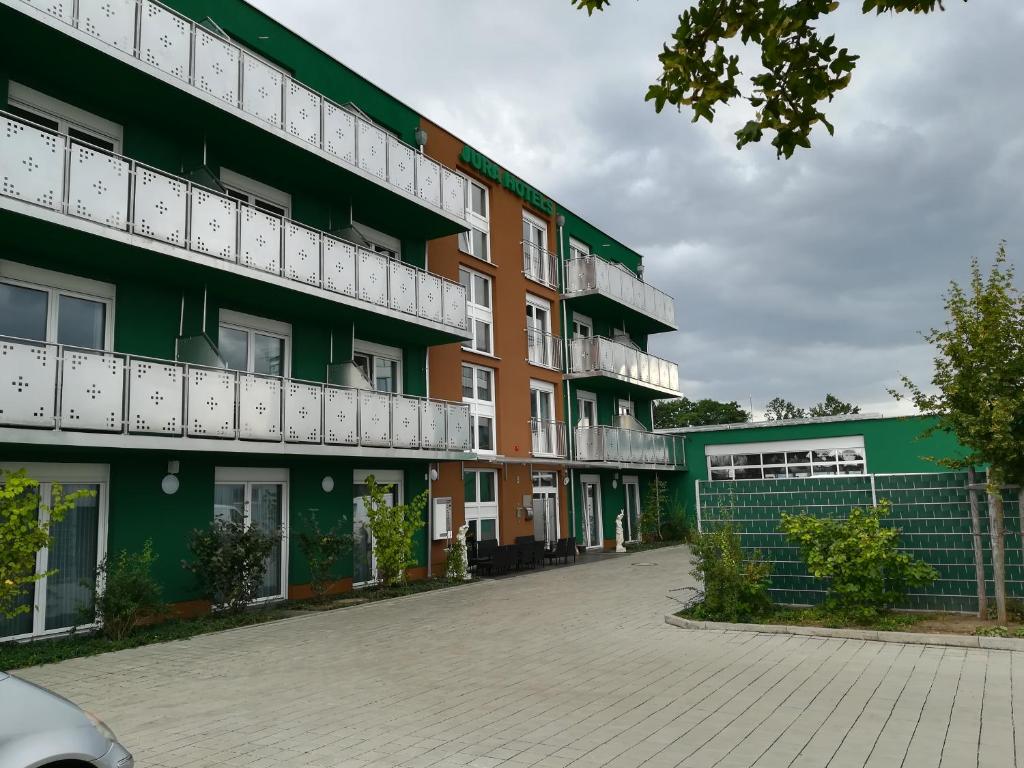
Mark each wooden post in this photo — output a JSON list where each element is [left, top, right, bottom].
[[987, 483, 1008, 624], [968, 468, 987, 619]]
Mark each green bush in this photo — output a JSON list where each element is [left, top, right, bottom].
[[689, 522, 772, 621], [182, 519, 279, 613], [445, 535, 467, 581], [661, 503, 691, 542], [296, 514, 352, 602], [781, 501, 938, 622], [363, 476, 428, 586], [89, 540, 164, 641]]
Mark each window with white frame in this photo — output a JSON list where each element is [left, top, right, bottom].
[[218, 309, 290, 377], [572, 312, 594, 338], [522, 212, 552, 285], [526, 293, 555, 368], [576, 390, 597, 427], [459, 266, 494, 355], [220, 168, 291, 218], [462, 363, 496, 453], [0, 261, 114, 350], [354, 221, 402, 260], [530, 379, 558, 455], [353, 339, 403, 393], [464, 469, 499, 543], [0, 463, 109, 641], [7, 81, 122, 152], [569, 237, 591, 262], [706, 437, 867, 481], [617, 398, 635, 418], [458, 177, 490, 262]]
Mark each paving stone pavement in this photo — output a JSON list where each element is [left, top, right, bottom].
[[15, 546, 1023, 768]]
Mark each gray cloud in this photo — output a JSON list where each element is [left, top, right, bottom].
[[250, 0, 1024, 416]]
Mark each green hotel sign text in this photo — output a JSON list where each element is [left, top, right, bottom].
[[459, 145, 555, 215]]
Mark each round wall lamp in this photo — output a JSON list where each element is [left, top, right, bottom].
[[612, 479, 618, 489], [429, 467, 439, 482], [321, 476, 335, 493], [161, 474, 180, 495]]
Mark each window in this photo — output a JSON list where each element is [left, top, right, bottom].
[[462, 363, 496, 453], [572, 312, 594, 339], [617, 399, 635, 418], [464, 469, 499, 543], [0, 261, 114, 350], [530, 380, 559, 456], [220, 168, 291, 218], [459, 266, 494, 355], [218, 309, 290, 377], [458, 178, 490, 262], [8, 82, 122, 152], [354, 222, 402, 260], [353, 340, 403, 393], [214, 467, 288, 602], [569, 237, 591, 262], [522, 212, 553, 286], [531, 472, 559, 545], [706, 438, 867, 481], [0, 463, 108, 641], [576, 391, 597, 427], [526, 294, 556, 368]]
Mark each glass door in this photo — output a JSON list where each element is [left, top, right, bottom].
[[213, 479, 287, 602], [623, 477, 640, 543], [581, 476, 602, 549], [531, 472, 559, 545], [353, 473, 401, 587], [530, 385, 556, 455], [522, 214, 549, 284]]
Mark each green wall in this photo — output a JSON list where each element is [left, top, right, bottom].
[[558, 207, 642, 276]]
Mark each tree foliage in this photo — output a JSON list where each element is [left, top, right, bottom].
[[89, 540, 165, 641], [809, 393, 861, 417], [183, 519, 279, 614], [1, 470, 94, 619], [654, 397, 748, 428], [689, 521, 772, 621], [571, 0, 964, 158], [363, 476, 429, 586], [781, 502, 937, 621], [296, 513, 352, 602], [764, 396, 805, 420]]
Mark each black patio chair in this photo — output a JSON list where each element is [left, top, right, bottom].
[[545, 537, 570, 565]]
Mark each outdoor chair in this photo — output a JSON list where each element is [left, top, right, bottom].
[[545, 538, 571, 565]]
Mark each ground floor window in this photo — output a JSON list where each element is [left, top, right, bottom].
[[214, 468, 288, 602], [0, 463, 108, 641], [353, 470, 403, 587], [464, 469, 498, 544]]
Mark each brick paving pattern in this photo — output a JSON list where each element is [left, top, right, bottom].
[[16, 546, 1020, 767]]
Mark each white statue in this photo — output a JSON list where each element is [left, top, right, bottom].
[[456, 523, 471, 580], [615, 511, 627, 553]]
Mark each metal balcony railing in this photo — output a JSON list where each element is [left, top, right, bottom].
[[529, 418, 567, 458], [568, 336, 680, 394], [9, 0, 467, 221], [0, 335, 473, 452], [522, 241, 560, 290], [574, 426, 685, 468], [526, 327, 563, 371], [0, 110, 469, 334], [564, 255, 676, 329]]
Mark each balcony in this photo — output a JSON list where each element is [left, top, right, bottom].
[[0, 336, 473, 459], [522, 241, 560, 290], [575, 426, 685, 469], [526, 328, 563, 371], [0, 111, 470, 341], [564, 255, 677, 334], [5, 0, 467, 234], [567, 336, 680, 398], [529, 419, 567, 459]]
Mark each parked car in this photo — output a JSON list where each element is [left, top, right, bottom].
[[0, 671, 133, 767]]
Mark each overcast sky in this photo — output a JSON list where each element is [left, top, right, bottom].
[[251, 0, 1024, 418]]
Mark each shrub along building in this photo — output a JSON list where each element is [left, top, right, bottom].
[[0, 0, 687, 639]]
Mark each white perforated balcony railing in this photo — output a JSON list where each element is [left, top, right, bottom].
[[0, 336, 473, 456], [564, 255, 677, 330], [529, 418, 567, 459], [574, 426, 685, 468], [568, 336, 680, 396], [8, 0, 467, 224], [521, 241, 560, 290], [0, 111, 469, 336], [526, 327, 563, 371]]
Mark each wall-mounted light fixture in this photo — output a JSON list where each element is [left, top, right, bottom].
[[161, 460, 180, 495], [414, 127, 428, 152], [321, 476, 335, 493], [429, 466, 439, 482]]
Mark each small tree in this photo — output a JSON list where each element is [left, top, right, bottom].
[[764, 397, 805, 421], [809, 394, 860, 417], [1, 470, 94, 619], [894, 244, 1024, 623], [89, 540, 165, 641], [183, 519, 279, 613], [781, 502, 937, 623], [445, 535, 467, 581], [639, 476, 669, 542], [689, 522, 772, 622], [296, 513, 352, 602], [363, 476, 429, 586]]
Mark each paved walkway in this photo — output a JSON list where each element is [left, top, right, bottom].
[[16, 546, 1022, 767]]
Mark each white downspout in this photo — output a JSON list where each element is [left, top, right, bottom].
[[557, 215, 577, 540]]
